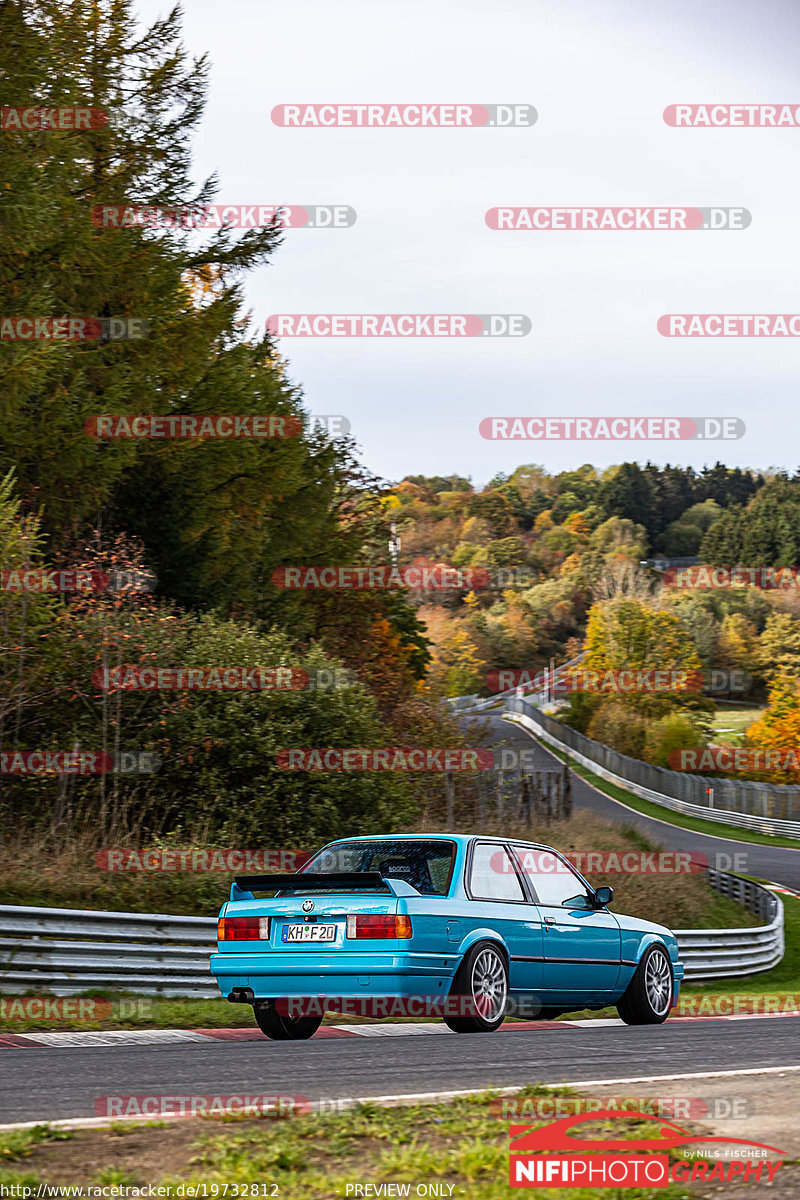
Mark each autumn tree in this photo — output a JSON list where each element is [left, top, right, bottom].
[[716, 612, 760, 676], [583, 598, 702, 680], [564, 597, 706, 734], [758, 612, 800, 683], [742, 677, 800, 783]]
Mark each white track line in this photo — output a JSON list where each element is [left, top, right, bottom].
[[2, 1065, 800, 1133]]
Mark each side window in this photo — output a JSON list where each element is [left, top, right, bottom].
[[469, 843, 525, 902], [428, 855, 451, 895], [511, 844, 591, 908]]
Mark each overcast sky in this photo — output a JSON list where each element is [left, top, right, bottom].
[[136, 0, 800, 486]]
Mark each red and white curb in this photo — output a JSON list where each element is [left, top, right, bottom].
[[766, 883, 800, 900], [1, 1010, 798, 1049], [0, 1021, 561, 1048]]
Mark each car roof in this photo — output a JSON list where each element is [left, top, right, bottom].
[[318, 833, 557, 851]]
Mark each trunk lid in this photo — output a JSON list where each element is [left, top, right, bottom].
[[217, 872, 405, 953]]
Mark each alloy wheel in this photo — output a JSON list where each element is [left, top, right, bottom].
[[645, 948, 672, 1016], [470, 947, 508, 1021]]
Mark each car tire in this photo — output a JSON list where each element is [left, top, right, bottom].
[[253, 999, 324, 1040], [616, 944, 673, 1025], [443, 941, 509, 1033]]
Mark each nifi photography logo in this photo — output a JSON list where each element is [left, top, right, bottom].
[[508, 1110, 784, 1188]]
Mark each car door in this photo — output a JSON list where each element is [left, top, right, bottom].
[[509, 844, 621, 1002], [465, 841, 544, 995]]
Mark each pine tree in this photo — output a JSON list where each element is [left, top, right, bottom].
[[0, 1, 428, 669]]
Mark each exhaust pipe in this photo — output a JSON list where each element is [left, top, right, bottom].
[[227, 987, 254, 1004]]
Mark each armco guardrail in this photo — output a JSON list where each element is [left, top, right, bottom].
[[506, 696, 800, 837], [675, 869, 784, 981], [0, 870, 783, 996], [447, 694, 500, 714], [0, 905, 219, 998]]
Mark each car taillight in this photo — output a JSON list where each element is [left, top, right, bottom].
[[217, 916, 270, 940], [346, 914, 412, 939]]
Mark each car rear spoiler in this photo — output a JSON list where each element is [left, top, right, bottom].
[[230, 871, 419, 901]]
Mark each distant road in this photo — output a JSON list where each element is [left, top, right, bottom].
[[461, 710, 800, 891]]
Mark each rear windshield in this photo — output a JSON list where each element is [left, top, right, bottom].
[[304, 839, 456, 896]]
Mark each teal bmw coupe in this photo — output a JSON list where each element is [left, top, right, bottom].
[[210, 833, 684, 1039]]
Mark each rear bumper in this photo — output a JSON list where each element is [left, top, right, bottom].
[[210, 950, 454, 1000]]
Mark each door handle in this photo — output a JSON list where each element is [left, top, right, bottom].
[[543, 916, 556, 926]]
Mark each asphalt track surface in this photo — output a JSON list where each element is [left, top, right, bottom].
[[471, 710, 800, 891], [1, 1017, 799, 1124]]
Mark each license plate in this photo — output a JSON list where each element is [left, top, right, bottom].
[[282, 923, 337, 943]]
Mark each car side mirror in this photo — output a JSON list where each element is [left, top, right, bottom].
[[593, 886, 613, 908]]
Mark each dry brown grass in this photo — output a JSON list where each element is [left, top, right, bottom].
[[0, 814, 754, 928], [0, 829, 231, 914]]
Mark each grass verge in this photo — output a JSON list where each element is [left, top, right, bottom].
[[0, 1089, 707, 1198], [709, 704, 766, 747]]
